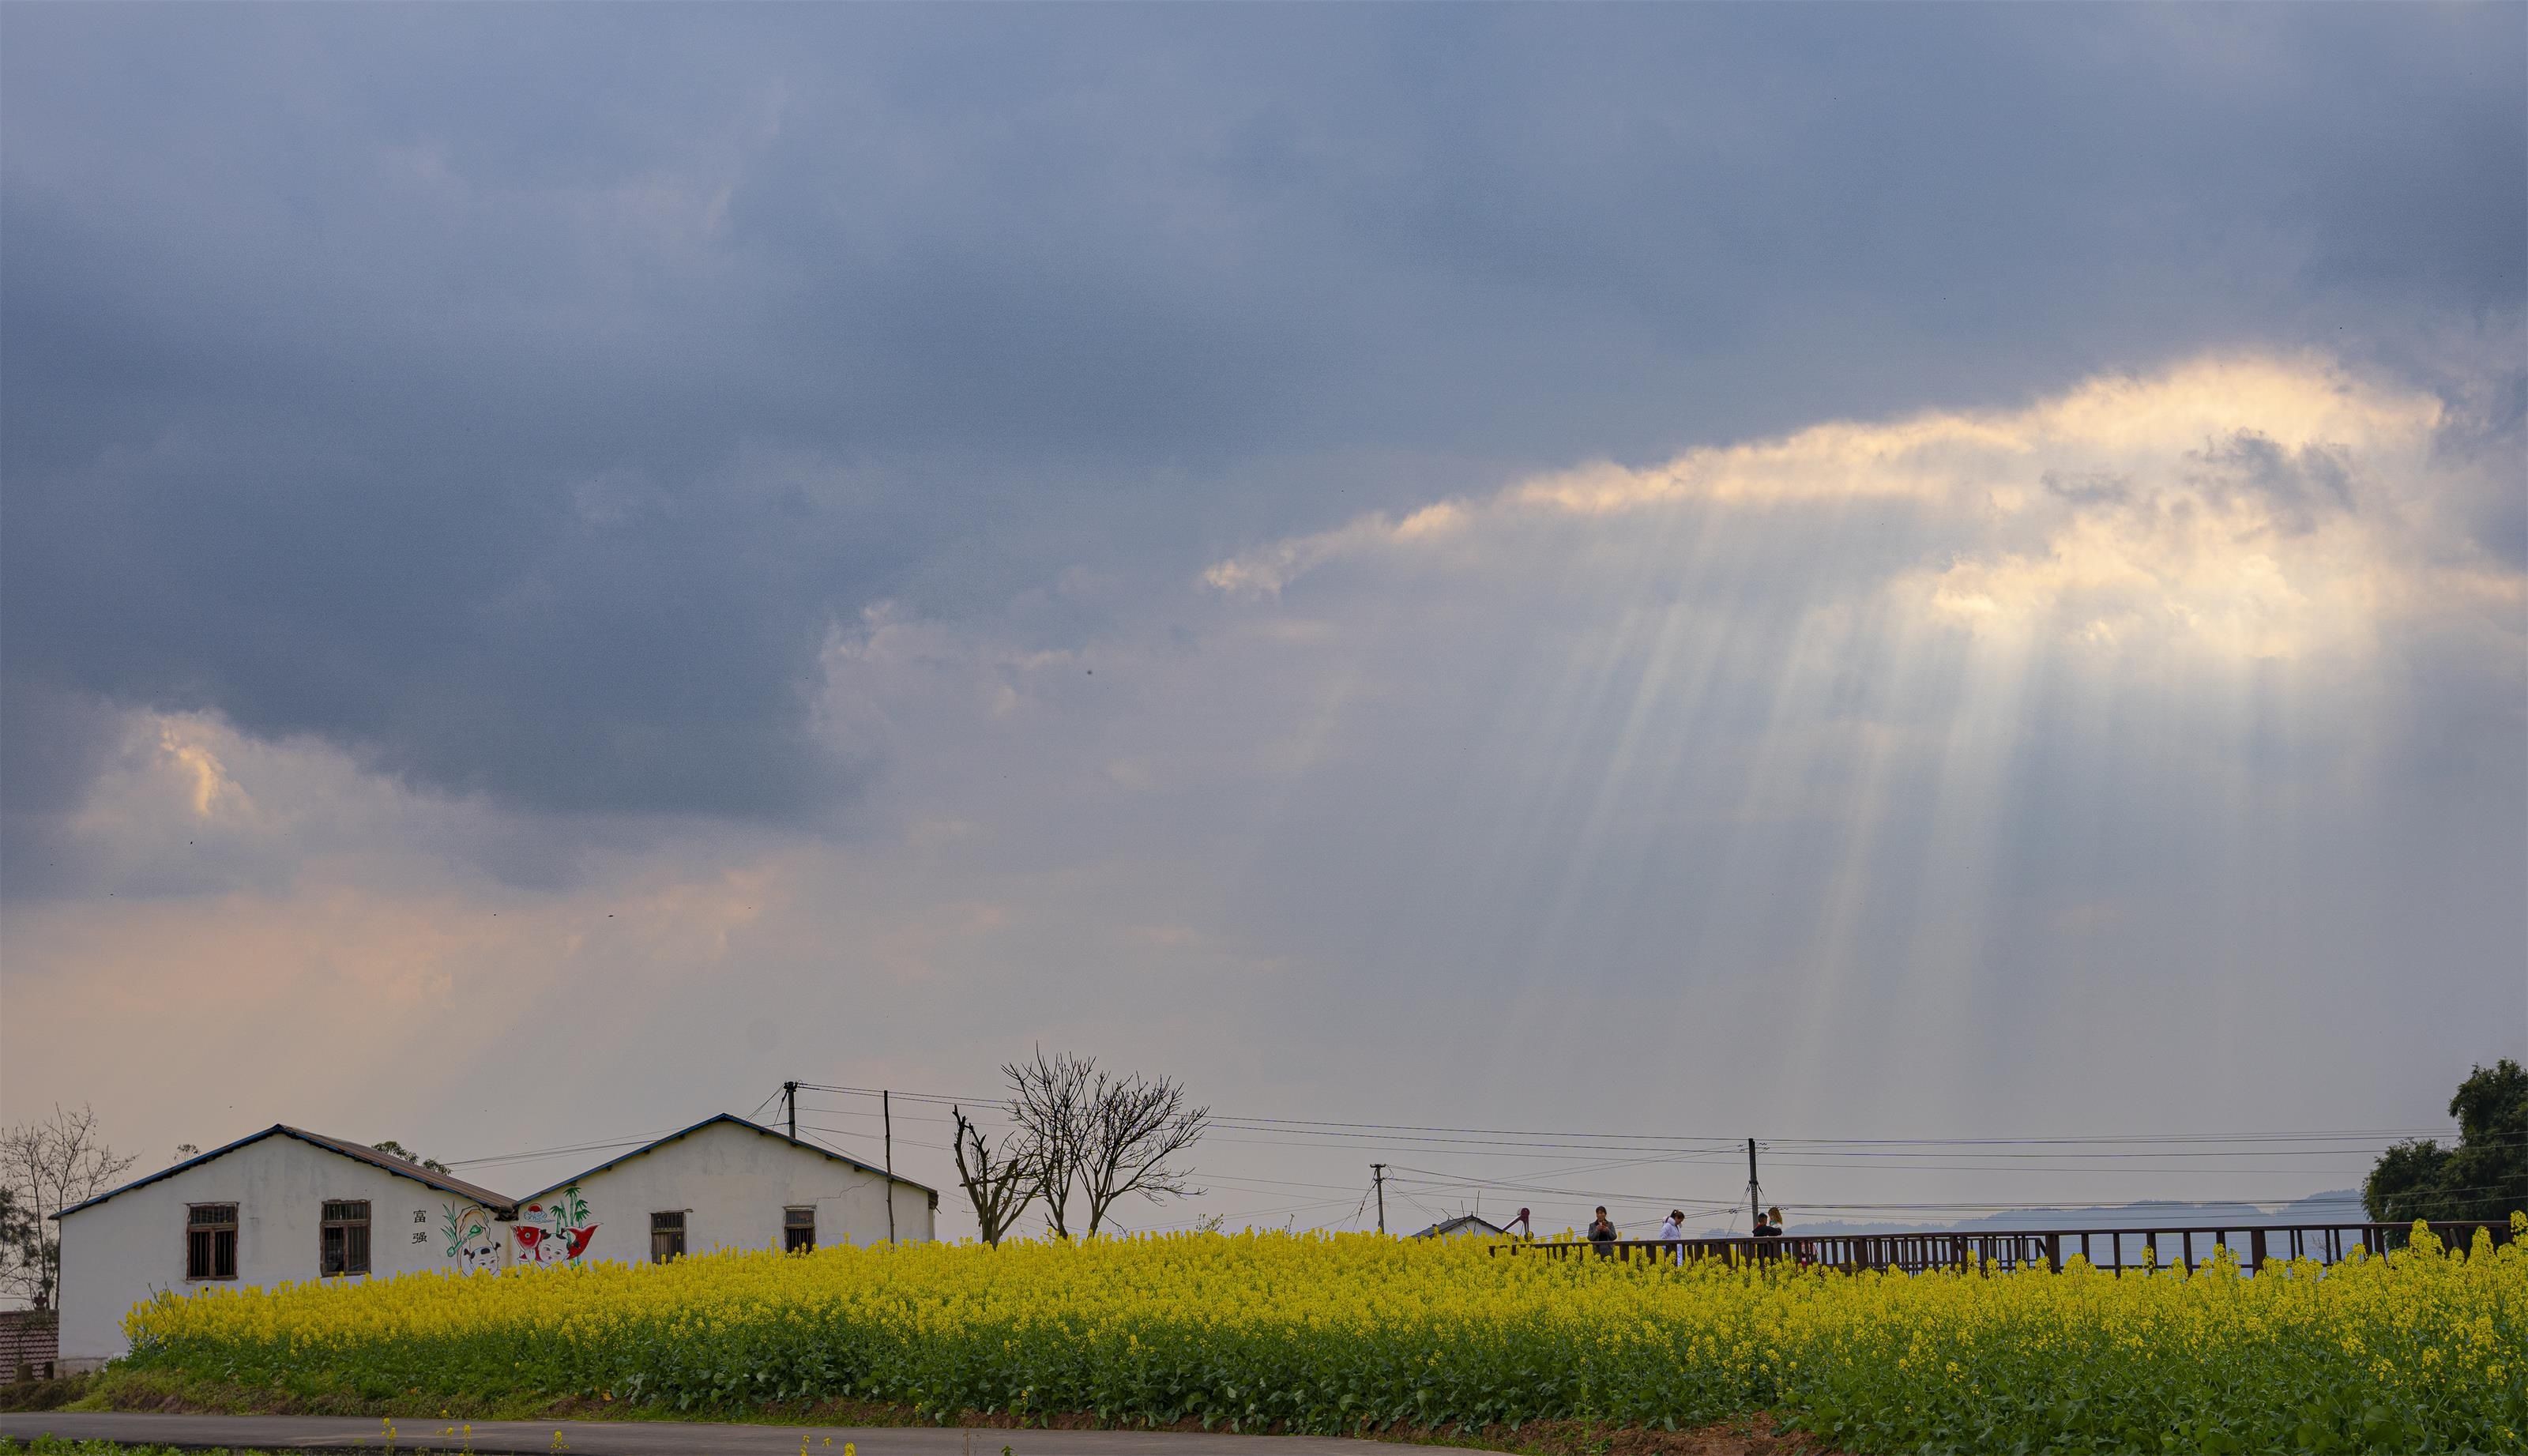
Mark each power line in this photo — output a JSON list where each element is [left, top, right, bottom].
[[758, 1079, 2485, 1236], [793, 1098, 2466, 1165], [442, 1131, 680, 1171], [1383, 1170, 2528, 1214], [797, 1120, 954, 1157], [1378, 1166, 2478, 1214], [440, 1078, 2481, 1210], [786, 1081, 2467, 1151]]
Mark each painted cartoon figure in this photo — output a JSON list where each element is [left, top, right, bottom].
[[514, 1183, 598, 1267], [513, 1222, 598, 1266], [460, 1231, 506, 1272], [442, 1202, 506, 1274]]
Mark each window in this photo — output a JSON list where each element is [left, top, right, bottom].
[[784, 1206, 815, 1253], [650, 1210, 686, 1264], [320, 1199, 371, 1276], [186, 1204, 238, 1281]]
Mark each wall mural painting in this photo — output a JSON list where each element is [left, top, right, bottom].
[[514, 1183, 598, 1266], [441, 1202, 506, 1274]]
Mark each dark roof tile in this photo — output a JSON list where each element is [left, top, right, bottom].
[[56, 1126, 514, 1220]]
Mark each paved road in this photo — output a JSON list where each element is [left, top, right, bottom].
[[0, 1412, 1386, 1456]]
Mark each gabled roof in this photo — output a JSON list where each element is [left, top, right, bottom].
[[56, 1125, 514, 1220], [518, 1113, 939, 1206], [1413, 1214, 1509, 1239]]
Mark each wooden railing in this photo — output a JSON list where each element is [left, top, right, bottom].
[[1491, 1221, 2515, 1274]]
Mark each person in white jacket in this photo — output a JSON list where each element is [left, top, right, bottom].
[[1655, 1209, 1687, 1266]]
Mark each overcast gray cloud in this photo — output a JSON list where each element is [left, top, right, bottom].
[[2, 6, 2522, 1230], [6, 6, 2522, 841]]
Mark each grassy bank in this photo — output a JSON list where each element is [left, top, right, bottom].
[[0, 1377, 96, 1416], [67, 1368, 1829, 1456], [3, 1441, 288, 1456]]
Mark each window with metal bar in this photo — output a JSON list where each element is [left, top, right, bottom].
[[187, 1204, 238, 1281], [784, 1205, 815, 1253], [320, 1199, 371, 1276], [650, 1210, 686, 1264]]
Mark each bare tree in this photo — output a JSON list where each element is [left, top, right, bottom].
[[1002, 1051, 1212, 1239], [1004, 1048, 1094, 1237], [1079, 1069, 1209, 1235], [0, 1104, 138, 1310], [951, 1105, 1039, 1247]]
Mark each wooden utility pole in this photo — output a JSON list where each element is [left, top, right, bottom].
[[1746, 1138, 1761, 1232], [1372, 1163, 1386, 1236], [884, 1089, 897, 1245]]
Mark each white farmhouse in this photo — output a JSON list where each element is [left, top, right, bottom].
[[53, 1112, 939, 1371], [511, 1114, 935, 1269], [54, 1125, 516, 1368]]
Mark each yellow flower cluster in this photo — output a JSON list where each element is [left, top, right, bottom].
[[126, 1217, 2527, 1453]]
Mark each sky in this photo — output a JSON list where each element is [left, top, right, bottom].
[[3, 4, 2523, 1240]]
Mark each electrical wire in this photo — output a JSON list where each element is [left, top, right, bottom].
[[613, 1079, 2499, 1237], [788, 1082, 2472, 1149]]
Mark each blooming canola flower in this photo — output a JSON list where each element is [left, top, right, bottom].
[[123, 1216, 2528, 1454]]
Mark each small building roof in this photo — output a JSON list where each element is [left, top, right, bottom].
[[56, 1125, 514, 1221], [1413, 1213, 1509, 1240], [517, 1113, 939, 1206]]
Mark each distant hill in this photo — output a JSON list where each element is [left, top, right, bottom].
[[1785, 1190, 2366, 1237]]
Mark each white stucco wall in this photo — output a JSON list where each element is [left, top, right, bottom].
[[55, 1133, 509, 1367], [517, 1120, 933, 1270]]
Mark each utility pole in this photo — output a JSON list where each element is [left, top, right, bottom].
[[1746, 1138, 1762, 1234], [883, 1089, 897, 1245], [1372, 1163, 1386, 1236], [784, 1081, 798, 1141]]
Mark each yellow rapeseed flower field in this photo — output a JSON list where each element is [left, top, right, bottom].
[[126, 1217, 2527, 1454]]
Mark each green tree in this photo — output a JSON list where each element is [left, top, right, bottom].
[[0, 1188, 33, 1283], [2364, 1059, 2528, 1221], [372, 1138, 451, 1174]]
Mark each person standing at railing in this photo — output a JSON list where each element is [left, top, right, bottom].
[[1587, 1206, 1618, 1257], [1752, 1206, 1785, 1260], [1656, 1209, 1687, 1266]]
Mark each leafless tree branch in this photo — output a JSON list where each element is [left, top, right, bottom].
[[1000, 1051, 1209, 1240], [1081, 1070, 1209, 1236], [1003, 1048, 1094, 1238], [951, 1104, 1039, 1247], [0, 1104, 137, 1310]]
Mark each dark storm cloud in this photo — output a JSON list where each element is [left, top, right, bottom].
[[2, 3, 2520, 867], [0, 687, 124, 896]]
